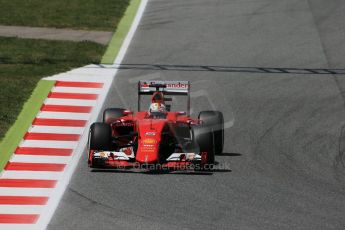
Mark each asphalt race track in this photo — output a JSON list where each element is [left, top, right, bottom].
[[49, 0, 345, 229]]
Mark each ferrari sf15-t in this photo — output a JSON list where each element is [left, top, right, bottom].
[[88, 80, 224, 171]]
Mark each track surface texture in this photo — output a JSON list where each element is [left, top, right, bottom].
[[49, 0, 345, 229]]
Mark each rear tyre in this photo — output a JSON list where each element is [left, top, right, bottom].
[[89, 122, 112, 151], [103, 108, 126, 123], [191, 125, 215, 165], [198, 111, 224, 155]]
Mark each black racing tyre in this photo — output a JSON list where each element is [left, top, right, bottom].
[[198, 111, 224, 155], [103, 108, 126, 123], [191, 125, 215, 165], [89, 122, 112, 151]]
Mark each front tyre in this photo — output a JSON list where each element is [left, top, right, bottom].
[[89, 122, 112, 151], [191, 125, 215, 165], [88, 123, 112, 168]]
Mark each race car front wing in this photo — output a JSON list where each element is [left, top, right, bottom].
[[89, 150, 207, 170]]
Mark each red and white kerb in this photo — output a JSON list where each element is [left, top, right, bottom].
[[0, 81, 104, 229]]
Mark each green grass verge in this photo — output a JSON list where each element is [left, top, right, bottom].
[[101, 0, 141, 64], [0, 0, 130, 31], [0, 80, 55, 169]]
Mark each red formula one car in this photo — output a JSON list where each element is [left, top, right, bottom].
[[88, 80, 224, 171]]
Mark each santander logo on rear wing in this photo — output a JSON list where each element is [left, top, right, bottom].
[[139, 80, 190, 94]]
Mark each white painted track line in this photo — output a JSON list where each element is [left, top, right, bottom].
[[10, 155, 70, 164], [20, 140, 78, 149], [0, 188, 53, 197], [37, 111, 91, 120], [0, 205, 44, 214], [44, 98, 96, 106], [29, 126, 85, 135], [0, 224, 37, 230], [69, 64, 112, 74], [62, 70, 112, 77], [1, 171, 63, 180], [52, 87, 103, 94], [114, 0, 148, 65]]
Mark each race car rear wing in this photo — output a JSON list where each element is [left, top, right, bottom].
[[138, 80, 191, 115]]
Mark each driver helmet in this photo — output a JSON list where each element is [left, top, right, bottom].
[[149, 102, 167, 114], [152, 92, 164, 103]]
